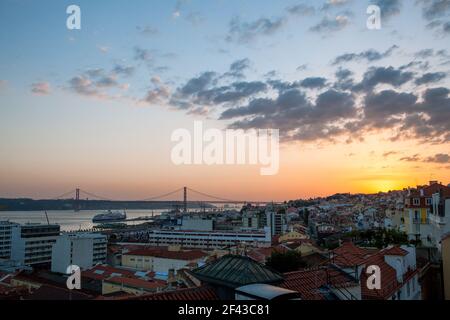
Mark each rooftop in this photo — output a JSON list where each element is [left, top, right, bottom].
[[124, 249, 208, 261], [192, 254, 283, 288]]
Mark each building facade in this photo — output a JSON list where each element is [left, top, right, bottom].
[[121, 248, 208, 274], [405, 181, 450, 249], [0, 221, 14, 259], [51, 232, 107, 273], [139, 228, 271, 249], [10, 223, 60, 266]]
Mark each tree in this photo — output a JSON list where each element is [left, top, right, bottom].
[[266, 251, 307, 273]]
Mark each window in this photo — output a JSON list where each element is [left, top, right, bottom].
[[426, 198, 431, 205], [413, 198, 420, 206]]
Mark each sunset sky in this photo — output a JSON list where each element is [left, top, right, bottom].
[[0, 0, 449, 201]]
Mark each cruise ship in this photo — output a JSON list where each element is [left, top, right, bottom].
[[92, 210, 127, 223]]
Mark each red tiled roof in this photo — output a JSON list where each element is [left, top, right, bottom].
[[22, 284, 92, 300], [382, 246, 408, 256], [124, 249, 208, 261], [280, 267, 358, 300], [82, 265, 140, 281], [105, 277, 166, 291], [247, 246, 288, 263], [332, 242, 372, 267], [129, 285, 219, 300]]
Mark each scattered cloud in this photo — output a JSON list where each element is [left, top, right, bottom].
[[310, 14, 351, 33], [226, 15, 287, 43], [134, 47, 153, 62], [400, 154, 421, 162], [97, 45, 109, 53], [425, 153, 450, 163], [415, 71, 447, 85], [332, 45, 398, 65], [383, 151, 399, 157], [31, 82, 51, 95], [136, 25, 158, 36], [372, 0, 402, 20]]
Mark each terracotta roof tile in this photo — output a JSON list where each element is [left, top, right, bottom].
[[124, 249, 208, 261]]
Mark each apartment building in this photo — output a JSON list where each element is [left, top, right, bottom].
[[7, 223, 60, 266], [332, 242, 421, 300], [51, 232, 108, 273], [121, 248, 208, 274], [0, 221, 14, 259], [405, 181, 450, 248], [144, 228, 271, 249]]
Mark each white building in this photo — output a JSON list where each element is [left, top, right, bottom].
[[9, 223, 60, 266], [51, 232, 107, 273], [266, 211, 287, 237], [179, 217, 214, 231], [121, 248, 208, 274], [0, 221, 14, 259], [142, 227, 271, 249]]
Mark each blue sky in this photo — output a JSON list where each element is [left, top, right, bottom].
[[0, 0, 449, 200]]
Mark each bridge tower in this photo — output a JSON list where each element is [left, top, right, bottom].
[[74, 188, 80, 212], [183, 186, 187, 213]]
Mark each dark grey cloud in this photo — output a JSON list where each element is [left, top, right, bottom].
[[96, 75, 118, 88], [419, 0, 450, 20], [355, 66, 414, 91], [300, 77, 327, 89], [199, 81, 268, 105], [310, 14, 350, 33], [223, 59, 251, 79], [400, 154, 421, 162], [372, 0, 402, 20], [180, 71, 217, 95], [383, 151, 399, 157], [415, 72, 447, 85], [332, 45, 398, 65], [334, 68, 354, 90], [363, 90, 418, 128], [113, 64, 135, 77], [425, 153, 450, 163], [226, 16, 287, 43], [134, 47, 153, 62], [221, 88, 356, 142], [286, 4, 316, 16], [321, 0, 351, 11]]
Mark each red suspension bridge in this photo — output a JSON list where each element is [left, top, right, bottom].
[[51, 187, 273, 212]]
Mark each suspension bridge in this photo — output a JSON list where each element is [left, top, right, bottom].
[[50, 187, 273, 212]]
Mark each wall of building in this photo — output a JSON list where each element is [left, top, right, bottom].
[[442, 236, 450, 300], [122, 254, 196, 273]]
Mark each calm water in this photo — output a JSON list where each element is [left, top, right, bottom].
[[0, 209, 165, 231], [0, 204, 243, 231]]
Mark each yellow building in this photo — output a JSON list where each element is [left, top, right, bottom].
[[278, 231, 308, 243]]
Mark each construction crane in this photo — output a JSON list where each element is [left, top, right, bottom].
[[44, 211, 50, 225]]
